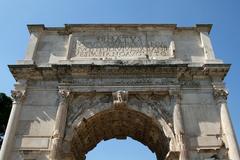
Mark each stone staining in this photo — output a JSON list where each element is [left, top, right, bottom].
[[2, 24, 240, 160]]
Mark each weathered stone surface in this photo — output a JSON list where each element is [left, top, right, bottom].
[[1, 24, 239, 160], [15, 137, 49, 149]]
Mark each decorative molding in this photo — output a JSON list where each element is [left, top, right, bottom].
[[181, 80, 200, 88], [8, 64, 230, 81]]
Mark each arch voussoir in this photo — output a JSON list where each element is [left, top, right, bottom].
[[71, 108, 171, 160]]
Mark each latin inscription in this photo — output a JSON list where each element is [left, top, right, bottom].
[[71, 32, 174, 59]]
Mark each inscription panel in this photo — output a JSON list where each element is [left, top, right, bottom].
[[70, 30, 175, 60]]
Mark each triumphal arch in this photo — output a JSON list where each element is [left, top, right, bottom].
[[0, 24, 239, 160]]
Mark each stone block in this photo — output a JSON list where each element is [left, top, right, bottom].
[[23, 90, 58, 106], [15, 137, 50, 149], [189, 136, 223, 149], [182, 105, 220, 136]]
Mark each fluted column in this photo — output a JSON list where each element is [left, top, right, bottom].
[[170, 90, 188, 160], [213, 87, 240, 160], [0, 90, 25, 160], [50, 89, 70, 160]]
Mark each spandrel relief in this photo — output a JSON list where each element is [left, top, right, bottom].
[[128, 94, 174, 123], [67, 93, 174, 129], [67, 94, 112, 127]]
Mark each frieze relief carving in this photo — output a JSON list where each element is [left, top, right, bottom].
[[181, 80, 200, 88], [70, 31, 175, 59], [63, 66, 184, 76], [61, 78, 178, 86]]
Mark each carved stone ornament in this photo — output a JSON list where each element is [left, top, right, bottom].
[[66, 94, 112, 127], [11, 90, 25, 103], [52, 130, 61, 139], [181, 80, 200, 88], [212, 82, 228, 101], [128, 94, 174, 123], [112, 90, 128, 107], [213, 88, 228, 102], [58, 89, 70, 102]]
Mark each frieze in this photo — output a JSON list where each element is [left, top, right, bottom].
[[181, 80, 200, 88], [60, 78, 178, 86], [70, 31, 175, 59]]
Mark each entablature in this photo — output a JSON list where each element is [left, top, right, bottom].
[[9, 63, 230, 82]]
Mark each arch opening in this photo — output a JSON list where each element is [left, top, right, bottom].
[[86, 137, 157, 160], [71, 108, 170, 160]]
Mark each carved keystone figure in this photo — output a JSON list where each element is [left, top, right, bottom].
[[112, 90, 128, 108]]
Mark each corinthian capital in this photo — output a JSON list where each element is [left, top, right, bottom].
[[11, 90, 25, 103], [58, 89, 70, 102], [213, 88, 228, 100], [212, 82, 228, 101], [169, 88, 181, 104]]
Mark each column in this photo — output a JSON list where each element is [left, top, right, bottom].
[[50, 89, 70, 160], [0, 90, 25, 160], [214, 88, 240, 160], [171, 90, 188, 160]]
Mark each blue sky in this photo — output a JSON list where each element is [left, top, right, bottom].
[[0, 0, 239, 159]]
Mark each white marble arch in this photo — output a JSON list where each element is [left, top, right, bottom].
[[2, 24, 239, 160]]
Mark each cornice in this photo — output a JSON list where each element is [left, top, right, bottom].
[[8, 63, 230, 81], [27, 24, 212, 34]]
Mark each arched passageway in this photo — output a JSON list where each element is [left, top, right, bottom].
[[71, 108, 170, 160], [86, 137, 157, 160]]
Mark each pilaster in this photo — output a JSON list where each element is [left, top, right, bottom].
[[50, 88, 71, 160], [169, 89, 188, 160]]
